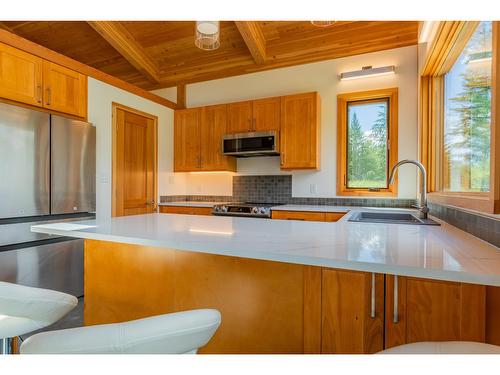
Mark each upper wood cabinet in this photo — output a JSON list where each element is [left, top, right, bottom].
[[384, 275, 486, 349], [174, 106, 236, 172], [0, 42, 87, 118], [227, 97, 281, 134], [252, 97, 281, 132], [0, 42, 43, 107], [280, 92, 320, 170], [174, 108, 202, 172], [42, 61, 87, 118], [227, 100, 253, 133], [200, 105, 236, 172]]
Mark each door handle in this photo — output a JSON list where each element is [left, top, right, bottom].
[[371, 272, 376, 319], [46, 87, 51, 106], [393, 275, 399, 324], [37, 85, 42, 103]]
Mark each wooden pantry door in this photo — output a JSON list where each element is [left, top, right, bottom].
[[112, 103, 157, 217]]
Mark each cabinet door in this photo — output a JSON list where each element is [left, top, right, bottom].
[[253, 97, 281, 133], [174, 108, 201, 172], [280, 92, 320, 170], [159, 206, 213, 215], [227, 100, 253, 134], [43, 61, 87, 118], [385, 276, 486, 349], [322, 269, 384, 353], [0, 42, 43, 107], [200, 105, 236, 171]]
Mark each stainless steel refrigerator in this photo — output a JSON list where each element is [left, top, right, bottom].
[[0, 101, 95, 298]]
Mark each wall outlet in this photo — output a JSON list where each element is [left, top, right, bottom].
[[310, 184, 317, 194]]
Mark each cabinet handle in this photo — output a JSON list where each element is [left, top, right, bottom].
[[37, 85, 42, 103], [280, 152, 285, 166], [46, 87, 51, 106], [371, 272, 376, 319], [393, 275, 399, 324]]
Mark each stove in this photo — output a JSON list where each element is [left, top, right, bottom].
[[212, 202, 281, 218]]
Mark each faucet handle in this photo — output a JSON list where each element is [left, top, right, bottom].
[[412, 204, 429, 213]]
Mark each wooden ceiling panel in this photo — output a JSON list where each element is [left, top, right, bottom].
[[0, 21, 418, 90]]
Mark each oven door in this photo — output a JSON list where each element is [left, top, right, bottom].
[[222, 131, 279, 157]]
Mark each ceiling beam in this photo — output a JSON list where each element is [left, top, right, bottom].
[[87, 21, 160, 83], [234, 22, 267, 65]]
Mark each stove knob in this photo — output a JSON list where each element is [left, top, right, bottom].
[[221, 205, 228, 213], [251, 207, 259, 214], [259, 208, 267, 214]]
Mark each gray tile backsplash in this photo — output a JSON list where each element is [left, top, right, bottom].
[[161, 175, 416, 208], [428, 203, 500, 247]]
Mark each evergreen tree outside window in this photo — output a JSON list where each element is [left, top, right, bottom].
[[347, 100, 389, 188], [443, 21, 492, 192]]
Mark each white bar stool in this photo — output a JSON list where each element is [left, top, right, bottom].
[[0, 281, 78, 354], [378, 341, 500, 354], [20, 309, 221, 354]]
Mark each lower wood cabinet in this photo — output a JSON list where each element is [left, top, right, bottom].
[[271, 210, 345, 222], [321, 271, 486, 353], [322, 269, 384, 353], [384, 275, 485, 348], [159, 205, 213, 215]]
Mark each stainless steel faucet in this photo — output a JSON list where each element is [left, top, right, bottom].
[[388, 159, 429, 219]]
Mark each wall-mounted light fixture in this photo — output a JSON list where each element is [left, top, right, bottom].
[[339, 65, 396, 81], [310, 21, 336, 27]]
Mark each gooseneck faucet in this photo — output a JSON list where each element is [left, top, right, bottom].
[[388, 159, 429, 219]]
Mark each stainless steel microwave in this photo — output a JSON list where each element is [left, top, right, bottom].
[[222, 131, 279, 157]]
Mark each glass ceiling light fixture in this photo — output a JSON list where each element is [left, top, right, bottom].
[[310, 21, 336, 27], [195, 21, 220, 51], [339, 65, 396, 81]]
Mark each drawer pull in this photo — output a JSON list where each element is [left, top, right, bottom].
[[393, 275, 399, 324], [371, 272, 376, 319]]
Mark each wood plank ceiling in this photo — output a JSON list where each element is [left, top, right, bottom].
[[0, 21, 418, 90]]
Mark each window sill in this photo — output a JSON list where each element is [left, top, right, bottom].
[[428, 192, 498, 214], [336, 189, 397, 197]]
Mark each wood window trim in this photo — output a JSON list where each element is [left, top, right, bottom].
[[420, 21, 500, 213], [337, 88, 399, 197], [111, 102, 158, 216]]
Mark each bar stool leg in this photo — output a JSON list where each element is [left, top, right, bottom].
[[0, 338, 13, 354]]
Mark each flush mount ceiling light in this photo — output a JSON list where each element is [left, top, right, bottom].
[[195, 21, 220, 51], [310, 21, 336, 27], [339, 65, 396, 81]]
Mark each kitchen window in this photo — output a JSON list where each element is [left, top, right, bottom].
[[443, 21, 492, 193], [337, 88, 398, 196], [420, 21, 499, 213]]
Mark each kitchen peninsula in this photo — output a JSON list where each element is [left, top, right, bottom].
[[32, 209, 500, 354]]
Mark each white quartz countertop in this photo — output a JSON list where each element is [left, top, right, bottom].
[[31, 209, 500, 286]]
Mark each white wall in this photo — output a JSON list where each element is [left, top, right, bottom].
[[87, 77, 175, 220], [153, 45, 418, 199]]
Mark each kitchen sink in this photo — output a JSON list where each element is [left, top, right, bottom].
[[348, 211, 440, 226]]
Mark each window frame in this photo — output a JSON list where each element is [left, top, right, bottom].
[[420, 21, 500, 213], [337, 88, 399, 197]]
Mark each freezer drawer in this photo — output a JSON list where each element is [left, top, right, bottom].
[[0, 102, 50, 219], [0, 239, 84, 297], [51, 115, 96, 215]]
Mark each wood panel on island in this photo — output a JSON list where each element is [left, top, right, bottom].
[[84, 239, 494, 354], [0, 41, 87, 118], [173, 92, 320, 172]]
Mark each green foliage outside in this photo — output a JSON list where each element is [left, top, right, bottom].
[[444, 22, 491, 192], [347, 104, 388, 188]]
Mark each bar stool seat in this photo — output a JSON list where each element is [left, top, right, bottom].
[[20, 309, 221, 354], [378, 341, 500, 354], [0, 281, 77, 339]]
